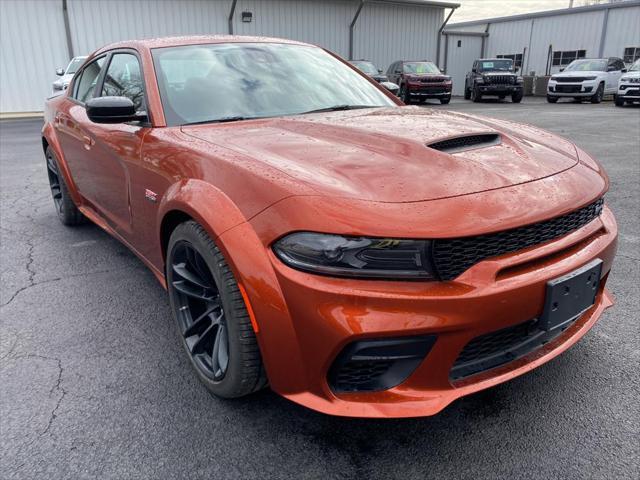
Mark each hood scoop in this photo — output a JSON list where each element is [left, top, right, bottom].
[[427, 133, 501, 154]]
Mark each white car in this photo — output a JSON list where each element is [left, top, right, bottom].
[[547, 57, 626, 104], [52, 56, 87, 93], [615, 59, 640, 107]]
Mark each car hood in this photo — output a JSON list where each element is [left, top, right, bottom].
[[554, 71, 603, 77], [182, 107, 579, 203]]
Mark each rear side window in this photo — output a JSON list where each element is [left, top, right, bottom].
[[101, 53, 145, 112], [72, 57, 106, 103]]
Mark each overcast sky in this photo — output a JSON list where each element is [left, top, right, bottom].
[[449, 0, 609, 22]]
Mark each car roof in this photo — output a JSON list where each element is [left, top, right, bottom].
[[94, 35, 310, 55]]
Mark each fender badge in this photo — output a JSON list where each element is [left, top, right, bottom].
[[145, 189, 158, 203]]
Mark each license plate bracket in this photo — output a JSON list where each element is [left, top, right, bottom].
[[539, 259, 602, 331]]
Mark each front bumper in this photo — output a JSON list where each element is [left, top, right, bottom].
[[407, 83, 452, 97], [548, 80, 597, 96], [617, 84, 640, 99], [478, 84, 523, 95], [220, 203, 617, 418]]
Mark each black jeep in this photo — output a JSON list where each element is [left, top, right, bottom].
[[464, 58, 524, 103]]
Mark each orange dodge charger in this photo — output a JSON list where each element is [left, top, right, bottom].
[[42, 36, 617, 418]]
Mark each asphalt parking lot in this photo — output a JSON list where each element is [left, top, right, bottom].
[[1, 97, 638, 479]]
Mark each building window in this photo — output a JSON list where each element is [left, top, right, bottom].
[[623, 47, 640, 64], [497, 54, 523, 69], [552, 50, 586, 66]]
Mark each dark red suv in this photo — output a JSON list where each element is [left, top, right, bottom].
[[387, 60, 452, 104]]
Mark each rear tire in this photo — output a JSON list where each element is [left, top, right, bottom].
[[614, 95, 625, 107], [45, 146, 83, 226], [590, 83, 604, 104], [167, 221, 267, 398], [546, 95, 559, 103]]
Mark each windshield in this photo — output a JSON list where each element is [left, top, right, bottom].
[[402, 62, 440, 74], [565, 59, 606, 72], [152, 43, 395, 126], [66, 57, 86, 75], [478, 60, 513, 72], [630, 59, 640, 72], [350, 61, 378, 75]]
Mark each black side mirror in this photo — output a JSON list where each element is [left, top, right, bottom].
[[86, 96, 146, 124], [559, 67, 565, 72], [394, 69, 402, 74], [471, 68, 477, 73], [56, 68, 64, 76], [378, 68, 383, 74], [622, 68, 628, 73]]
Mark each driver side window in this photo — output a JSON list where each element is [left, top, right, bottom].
[[100, 53, 145, 112]]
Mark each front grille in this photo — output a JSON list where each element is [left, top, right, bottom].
[[432, 198, 604, 281], [428, 133, 501, 153], [555, 85, 582, 93], [418, 87, 448, 94], [486, 75, 515, 85], [420, 77, 446, 83], [450, 316, 577, 380], [624, 89, 640, 96], [555, 77, 587, 83]]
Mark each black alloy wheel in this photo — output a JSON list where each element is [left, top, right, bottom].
[[166, 221, 266, 398], [45, 146, 83, 226], [170, 240, 229, 381]]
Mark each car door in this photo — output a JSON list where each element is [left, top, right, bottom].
[[606, 58, 624, 93], [56, 51, 149, 237]]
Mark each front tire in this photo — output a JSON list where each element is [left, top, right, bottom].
[[511, 91, 523, 103], [614, 95, 625, 107], [400, 84, 411, 104], [167, 221, 266, 398], [440, 96, 451, 104], [464, 83, 471, 100], [547, 95, 559, 103], [591, 83, 604, 104], [45, 146, 83, 226], [471, 86, 482, 103]]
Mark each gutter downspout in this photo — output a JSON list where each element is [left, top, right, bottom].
[[436, 6, 458, 67], [598, 6, 610, 57], [349, 0, 365, 60], [480, 22, 490, 57], [228, 0, 237, 35], [62, 0, 74, 59]]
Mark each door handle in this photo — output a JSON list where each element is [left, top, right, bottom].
[[82, 135, 94, 150]]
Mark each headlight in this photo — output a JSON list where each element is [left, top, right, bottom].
[[583, 76, 597, 81], [621, 77, 630, 82], [516, 76, 524, 83], [273, 232, 435, 279]]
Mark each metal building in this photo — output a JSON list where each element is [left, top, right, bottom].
[[0, 0, 460, 114], [442, 1, 640, 96]]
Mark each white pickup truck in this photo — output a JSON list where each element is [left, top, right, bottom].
[[615, 59, 640, 107], [547, 57, 626, 104]]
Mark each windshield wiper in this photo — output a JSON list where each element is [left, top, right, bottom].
[[184, 116, 253, 125], [300, 105, 380, 115]]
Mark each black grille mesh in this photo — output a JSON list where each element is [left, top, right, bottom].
[[428, 134, 500, 153], [455, 319, 536, 366], [555, 77, 588, 83], [332, 360, 393, 390], [433, 198, 604, 281]]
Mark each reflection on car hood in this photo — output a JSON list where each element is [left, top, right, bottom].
[[182, 106, 579, 203], [554, 71, 602, 77]]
